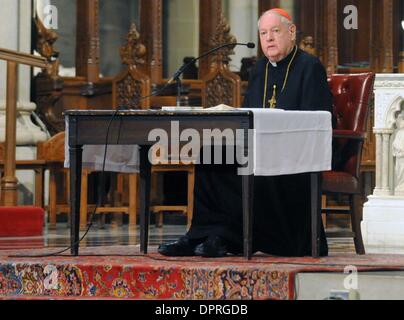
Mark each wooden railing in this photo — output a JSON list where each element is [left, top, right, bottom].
[[0, 48, 49, 206]]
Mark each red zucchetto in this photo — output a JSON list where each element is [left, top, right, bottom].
[[268, 8, 292, 22]]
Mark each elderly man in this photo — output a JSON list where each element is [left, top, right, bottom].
[[158, 8, 333, 257]]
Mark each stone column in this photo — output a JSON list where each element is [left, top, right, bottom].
[[362, 74, 404, 254], [374, 132, 383, 195], [0, 0, 48, 204], [381, 131, 393, 195]]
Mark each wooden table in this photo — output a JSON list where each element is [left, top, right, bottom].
[[66, 109, 256, 258], [65, 109, 322, 259]]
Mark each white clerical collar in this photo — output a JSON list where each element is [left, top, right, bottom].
[[269, 60, 277, 67]]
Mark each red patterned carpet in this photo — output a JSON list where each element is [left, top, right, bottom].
[[1, 246, 404, 300]]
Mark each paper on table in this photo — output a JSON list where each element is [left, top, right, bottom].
[[161, 106, 204, 111], [206, 104, 235, 111]]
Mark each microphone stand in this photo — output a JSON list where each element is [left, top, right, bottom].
[[175, 74, 182, 107], [129, 42, 255, 108]]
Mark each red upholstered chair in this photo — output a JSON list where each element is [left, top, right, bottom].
[[323, 72, 375, 255]]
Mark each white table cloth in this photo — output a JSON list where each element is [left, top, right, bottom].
[[65, 109, 332, 176], [245, 109, 332, 176]]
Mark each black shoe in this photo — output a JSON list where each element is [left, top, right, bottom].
[[194, 236, 228, 257], [158, 236, 201, 256]]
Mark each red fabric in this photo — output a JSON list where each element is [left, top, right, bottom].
[[269, 8, 292, 22], [0, 206, 44, 237]]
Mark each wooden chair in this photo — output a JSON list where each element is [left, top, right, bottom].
[[36, 132, 69, 228], [85, 23, 195, 228], [322, 72, 375, 254], [118, 24, 195, 227], [80, 167, 138, 230], [37, 131, 139, 230], [201, 14, 242, 109]]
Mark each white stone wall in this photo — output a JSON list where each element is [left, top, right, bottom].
[[362, 74, 404, 254]]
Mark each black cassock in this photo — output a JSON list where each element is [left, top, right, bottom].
[[186, 48, 333, 256]]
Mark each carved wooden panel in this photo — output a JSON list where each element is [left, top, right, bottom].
[[201, 14, 241, 108], [299, 0, 333, 73], [76, 0, 100, 82], [199, 0, 222, 79], [112, 23, 150, 109], [323, 0, 338, 75], [370, 0, 395, 72], [34, 79, 64, 135], [32, 13, 64, 135], [115, 74, 142, 108], [204, 72, 239, 107], [361, 99, 376, 168], [140, 0, 163, 84], [381, 0, 394, 73]]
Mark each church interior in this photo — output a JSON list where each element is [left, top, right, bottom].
[[1, 0, 404, 301]]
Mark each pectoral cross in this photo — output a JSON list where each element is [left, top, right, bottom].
[[268, 85, 277, 108]]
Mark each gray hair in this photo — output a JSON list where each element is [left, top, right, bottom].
[[257, 10, 293, 29]]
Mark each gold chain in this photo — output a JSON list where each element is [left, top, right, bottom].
[[262, 45, 298, 109]]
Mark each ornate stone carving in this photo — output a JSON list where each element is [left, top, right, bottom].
[[385, 96, 404, 129], [362, 75, 404, 253], [375, 92, 400, 128], [393, 113, 404, 195]]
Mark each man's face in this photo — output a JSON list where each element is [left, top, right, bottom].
[[259, 13, 296, 62]]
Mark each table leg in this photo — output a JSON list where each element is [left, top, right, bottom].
[[310, 172, 321, 258], [70, 145, 83, 256], [242, 174, 254, 259], [34, 168, 44, 208], [139, 146, 151, 254]]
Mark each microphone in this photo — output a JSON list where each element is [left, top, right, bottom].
[[127, 42, 256, 109], [167, 42, 256, 84]]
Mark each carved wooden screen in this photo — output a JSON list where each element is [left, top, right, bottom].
[[201, 15, 241, 108], [111, 23, 150, 109]]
